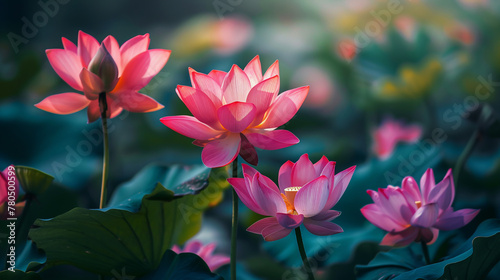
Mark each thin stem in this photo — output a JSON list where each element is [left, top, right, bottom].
[[454, 128, 481, 189], [99, 92, 109, 209], [230, 157, 239, 280], [295, 227, 315, 280], [421, 241, 431, 265]]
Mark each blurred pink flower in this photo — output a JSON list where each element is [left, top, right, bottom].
[[361, 169, 479, 247], [172, 240, 230, 272], [372, 119, 422, 160], [160, 56, 309, 168], [336, 39, 357, 61], [213, 17, 253, 55], [35, 31, 171, 123], [227, 154, 355, 241], [0, 165, 25, 220]]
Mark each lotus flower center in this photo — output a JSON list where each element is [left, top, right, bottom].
[[281, 186, 301, 215], [415, 200, 422, 208]]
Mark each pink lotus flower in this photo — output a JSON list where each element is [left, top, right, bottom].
[[35, 31, 171, 123], [160, 56, 309, 168], [372, 119, 422, 160], [227, 154, 355, 241], [172, 240, 230, 272], [0, 165, 25, 220], [361, 169, 480, 247]]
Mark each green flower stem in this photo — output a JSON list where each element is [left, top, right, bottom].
[[454, 128, 481, 189], [99, 92, 109, 209], [421, 241, 431, 265], [295, 227, 315, 280], [231, 157, 239, 280]]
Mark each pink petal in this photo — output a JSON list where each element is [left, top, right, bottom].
[[239, 134, 258, 165], [434, 208, 479, 231], [263, 60, 279, 80], [208, 70, 227, 86], [401, 176, 421, 211], [160, 116, 221, 140], [247, 217, 280, 234], [313, 156, 331, 177], [400, 125, 422, 142], [276, 213, 304, 229], [86, 96, 122, 123], [217, 102, 256, 133], [87, 100, 100, 123], [420, 169, 436, 204], [278, 160, 294, 193], [380, 227, 419, 247], [197, 243, 216, 259], [246, 76, 280, 126], [228, 176, 268, 216], [376, 186, 413, 225], [176, 85, 219, 127], [171, 245, 180, 253], [119, 34, 150, 67], [115, 49, 171, 91], [419, 227, 439, 245], [291, 154, 316, 186], [325, 166, 355, 209], [79, 68, 103, 100], [35, 92, 90, 115], [102, 35, 122, 74], [201, 133, 240, 168], [410, 203, 439, 228], [320, 162, 336, 187], [77, 30, 100, 67], [294, 176, 329, 217], [303, 219, 343, 236], [259, 86, 309, 128], [61, 37, 77, 53], [46, 49, 83, 91], [207, 255, 231, 271], [190, 70, 223, 107], [0, 169, 10, 203], [243, 55, 263, 87], [361, 204, 408, 232], [249, 173, 286, 216], [309, 210, 341, 222], [427, 169, 455, 214], [184, 240, 203, 253], [261, 223, 292, 241], [221, 65, 251, 103], [244, 129, 299, 150], [241, 164, 259, 178], [115, 91, 164, 113]]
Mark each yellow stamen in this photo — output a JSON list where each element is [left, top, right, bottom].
[[415, 200, 422, 208], [282, 186, 301, 215]]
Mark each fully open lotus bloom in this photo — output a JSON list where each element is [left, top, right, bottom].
[[227, 154, 356, 241], [372, 119, 422, 160], [172, 240, 230, 272], [35, 31, 171, 123], [0, 165, 24, 220], [160, 56, 309, 168], [361, 169, 480, 247]]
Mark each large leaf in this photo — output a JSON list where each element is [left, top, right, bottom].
[[15, 166, 54, 195], [356, 219, 500, 280], [107, 164, 228, 212], [28, 163, 229, 276], [0, 270, 41, 280], [141, 250, 222, 280]]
